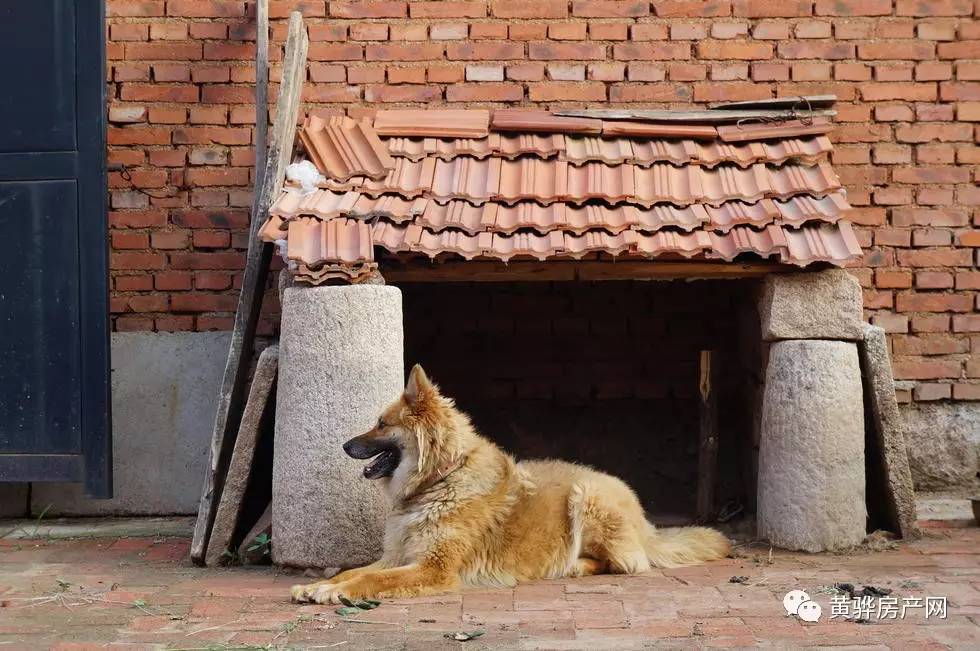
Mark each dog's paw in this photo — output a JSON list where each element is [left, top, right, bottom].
[[311, 583, 343, 605], [290, 583, 317, 603]]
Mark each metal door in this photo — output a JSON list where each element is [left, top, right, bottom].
[[0, 0, 111, 497]]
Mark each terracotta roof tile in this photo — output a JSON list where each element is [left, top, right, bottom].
[[373, 109, 490, 138], [600, 121, 718, 140], [386, 133, 832, 169], [324, 158, 841, 207], [717, 118, 833, 143], [270, 108, 860, 282], [491, 108, 602, 135], [299, 116, 394, 181]]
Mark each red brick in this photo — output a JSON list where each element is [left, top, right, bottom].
[[952, 383, 980, 400], [572, 1, 649, 17], [330, 1, 406, 17], [447, 42, 524, 60], [892, 358, 962, 379], [778, 41, 854, 59], [896, 291, 974, 312], [859, 41, 936, 60], [171, 293, 239, 312], [448, 83, 524, 101], [108, 0, 165, 16], [530, 42, 606, 60], [914, 383, 952, 400], [698, 40, 772, 60], [733, 0, 812, 17], [528, 82, 606, 101], [952, 315, 980, 332], [491, 0, 567, 18], [195, 272, 233, 290], [815, 0, 892, 15], [549, 23, 587, 40], [126, 42, 203, 60], [154, 271, 193, 290], [410, 1, 486, 17], [610, 83, 690, 101], [614, 42, 691, 60], [653, 0, 731, 17], [896, 0, 973, 16]]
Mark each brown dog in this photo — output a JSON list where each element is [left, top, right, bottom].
[[291, 365, 730, 604]]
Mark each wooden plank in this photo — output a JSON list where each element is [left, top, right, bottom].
[[381, 259, 790, 283], [553, 108, 837, 124], [696, 351, 719, 523], [253, 0, 268, 194], [710, 95, 837, 110], [190, 11, 308, 565]]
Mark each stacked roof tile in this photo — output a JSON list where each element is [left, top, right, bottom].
[[262, 107, 861, 283]]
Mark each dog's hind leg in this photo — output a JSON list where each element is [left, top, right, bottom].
[[568, 479, 651, 576]]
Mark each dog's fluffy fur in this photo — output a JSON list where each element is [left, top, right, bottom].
[[291, 365, 730, 604]]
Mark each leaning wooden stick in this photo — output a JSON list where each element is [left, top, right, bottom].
[[191, 11, 309, 565]]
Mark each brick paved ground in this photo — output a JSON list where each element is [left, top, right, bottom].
[[0, 526, 977, 649]]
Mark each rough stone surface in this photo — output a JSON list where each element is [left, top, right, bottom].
[[902, 403, 980, 491], [758, 269, 864, 342], [31, 332, 230, 515], [273, 285, 403, 568], [758, 340, 867, 552], [859, 325, 919, 539], [205, 345, 278, 567]]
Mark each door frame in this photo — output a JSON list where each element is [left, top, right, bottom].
[[0, 0, 110, 497]]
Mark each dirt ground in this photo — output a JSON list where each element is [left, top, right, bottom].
[[0, 522, 977, 649]]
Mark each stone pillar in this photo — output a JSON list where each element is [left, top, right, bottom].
[[757, 340, 866, 551], [273, 285, 404, 568], [756, 269, 867, 552]]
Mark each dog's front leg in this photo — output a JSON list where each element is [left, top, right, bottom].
[[290, 561, 383, 603], [308, 563, 457, 604]]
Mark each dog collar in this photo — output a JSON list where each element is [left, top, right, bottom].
[[404, 457, 466, 502]]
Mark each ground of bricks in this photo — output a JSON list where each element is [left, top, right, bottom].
[[0, 525, 977, 650]]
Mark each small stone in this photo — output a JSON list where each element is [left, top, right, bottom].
[[465, 65, 504, 82], [758, 269, 864, 342]]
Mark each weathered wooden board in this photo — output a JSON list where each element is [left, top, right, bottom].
[[554, 108, 837, 124], [697, 351, 720, 523], [190, 11, 308, 565], [381, 259, 790, 283], [253, 0, 269, 194], [710, 95, 837, 110]]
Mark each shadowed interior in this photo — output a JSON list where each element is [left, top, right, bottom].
[[400, 279, 762, 521]]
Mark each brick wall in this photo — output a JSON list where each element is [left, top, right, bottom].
[[401, 280, 758, 515], [105, 0, 980, 404]]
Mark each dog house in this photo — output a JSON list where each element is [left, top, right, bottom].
[[261, 104, 917, 568]]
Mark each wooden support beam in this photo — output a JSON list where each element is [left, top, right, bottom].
[[253, 0, 268, 194], [697, 350, 720, 523], [381, 259, 790, 283], [191, 11, 308, 565]]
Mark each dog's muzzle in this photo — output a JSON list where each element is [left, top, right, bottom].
[[343, 434, 401, 479]]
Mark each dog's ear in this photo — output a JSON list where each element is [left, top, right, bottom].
[[404, 364, 432, 406]]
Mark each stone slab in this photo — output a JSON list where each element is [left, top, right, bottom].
[[859, 325, 919, 539], [205, 345, 278, 566], [273, 285, 404, 568], [758, 269, 864, 342], [758, 339, 867, 552], [1, 516, 194, 539], [31, 332, 230, 515]]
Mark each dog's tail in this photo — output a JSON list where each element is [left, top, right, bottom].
[[642, 523, 731, 568]]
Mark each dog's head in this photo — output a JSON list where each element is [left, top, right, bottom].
[[343, 364, 469, 494]]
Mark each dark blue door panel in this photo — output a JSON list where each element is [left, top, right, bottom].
[[0, 181, 82, 454], [0, 1, 77, 153], [0, 0, 110, 496]]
